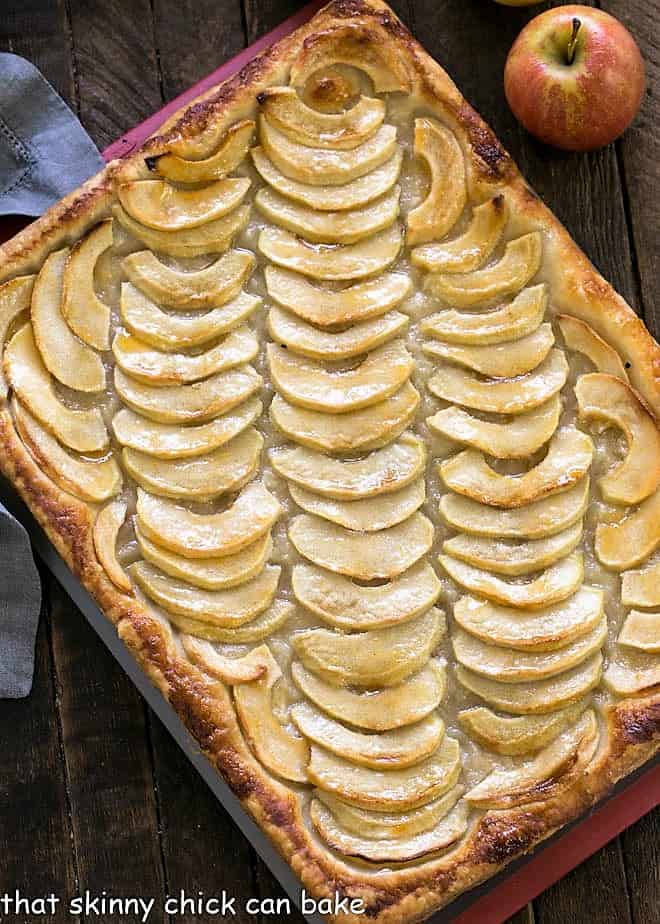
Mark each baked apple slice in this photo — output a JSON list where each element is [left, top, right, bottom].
[[150, 119, 254, 183], [288, 478, 424, 531], [61, 221, 112, 350], [443, 523, 583, 576], [92, 501, 132, 593], [422, 284, 546, 345], [424, 324, 553, 379], [118, 177, 250, 231], [406, 118, 466, 245], [411, 196, 507, 273], [458, 703, 587, 756], [558, 314, 628, 380], [596, 488, 660, 570], [621, 560, 660, 608], [172, 599, 292, 645], [618, 611, 660, 653], [113, 202, 250, 258], [182, 638, 270, 684], [0, 275, 34, 399], [604, 650, 660, 695], [267, 305, 407, 361]]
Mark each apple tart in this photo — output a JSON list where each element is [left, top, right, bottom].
[[0, 2, 658, 921]]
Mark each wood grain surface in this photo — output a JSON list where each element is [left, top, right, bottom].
[[0, 2, 657, 923]]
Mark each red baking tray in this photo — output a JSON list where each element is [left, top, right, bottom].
[[2, 2, 659, 921]]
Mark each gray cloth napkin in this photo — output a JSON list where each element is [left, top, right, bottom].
[[0, 53, 104, 696]]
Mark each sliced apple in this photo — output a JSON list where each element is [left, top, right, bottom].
[[258, 87, 385, 149], [596, 488, 660, 571], [112, 202, 250, 258], [576, 372, 660, 505], [422, 284, 547, 345], [268, 306, 407, 361], [259, 116, 396, 186], [118, 177, 250, 231], [458, 703, 587, 756], [424, 324, 554, 378], [151, 120, 255, 184], [291, 703, 444, 770], [61, 220, 112, 350], [122, 429, 262, 500], [131, 561, 280, 626], [291, 561, 442, 631], [604, 650, 660, 695], [622, 560, 660, 608], [0, 275, 34, 399], [429, 349, 568, 415], [4, 324, 108, 452], [122, 248, 255, 310], [233, 646, 309, 783], [293, 608, 444, 688], [443, 522, 583, 577], [307, 736, 461, 811], [440, 478, 588, 539], [270, 384, 418, 453], [428, 394, 561, 459], [251, 147, 403, 212], [168, 599, 293, 644], [310, 798, 468, 863], [289, 478, 424, 531], [440, 426, 593, 508], [93, 501, 131, 593], [121, 284, 259, 352], [114, 366, 261, 425], [291, 659, 446, 731], [268, 340, 412, 413], [256, 440, 373, 511], [255, 186, 399, 245], [466, 710, 597, 809], [31, 249, 105, 392], [411, 196, 507, 273], [181, 637, 270, 684], [13, 400, 120, 504], [136, 483, 280, 559], [453, 587, 605, 652], [425, 233, 543, 307], [259, 224, 402, 282], [265, 266, 411, 328], [618, 611, 660, 653], [456, 653, 603, 714], [113, 326, 257, 386], [558, 314, 628, 380], [406, 118, 466, 245], [112, 397, 261, 458]]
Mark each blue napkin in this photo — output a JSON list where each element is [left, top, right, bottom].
[[0, 52, 104, 696]]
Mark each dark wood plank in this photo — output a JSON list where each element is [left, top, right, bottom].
[[507, 906, 535, 924], [0, 0, 73, 100], [48, 576, 167, 922], [242, 0, 301, 44], [621, 808, 660, 924]]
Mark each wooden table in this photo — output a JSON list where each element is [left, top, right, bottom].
[[0, 2, 658, 922]]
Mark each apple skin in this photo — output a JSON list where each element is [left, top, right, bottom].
[[504, 6, 645, 151]]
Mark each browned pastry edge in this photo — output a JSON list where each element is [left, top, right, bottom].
[[0, 3, 658, 922]]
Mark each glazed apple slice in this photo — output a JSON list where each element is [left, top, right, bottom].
[[150, 119, 254, 183], [170, 599, 293, 644], [422, 284, 547, 345], [428, 394, 561, 459], [123, 248, 255, 310], [293, 608, 445, 688], [411, 196, 507, 273], [265, 265, 410, 327], [576, 372, 660, 505], [406, 118, 466, 245], [425, 232, 542, 307], [114, 366, 261, 425], [291, 660, 446, 732], [596, 488, 660, 570], [136, 482, 280, 558], [61, 221, 112, 350], [259, 224, 402, 281], [621, 559, 660, 608], [443, 523, 583, 577], [112, 398, 261, 458], [118, 177, 250, 231], [618, 611, 660, 653], [558, 314, 628, 380], [13, 399, 120, 503], [113, 202, 250, 258], [92, 501, 131, 593], [292, 704, 444, 771], [268, 305, 407, 361], [288, 478, 424, 531], [31, 249, 105, 392], [439, 426, 593, 508], [453, 588, 605, 651], [182, 638, 270, 684], [4, 324, 108, 452], [604, 650, 660, 695], [423, 323, 554, 378], [121, 283, 259, 352], [0, 275, 35, 399], [291, 561, 442, 631], [429, 349, 568, 415], [270, 384, 418, 453], [459, 703, 588, 756], [271, 434, 425, 499]]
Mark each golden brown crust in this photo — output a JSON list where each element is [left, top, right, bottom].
[[0, 3, 658, 922]]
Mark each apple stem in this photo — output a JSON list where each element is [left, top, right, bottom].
[[566, 17, 581, 66]]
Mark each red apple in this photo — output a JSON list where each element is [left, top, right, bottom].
[[504, 6, 645, 151]]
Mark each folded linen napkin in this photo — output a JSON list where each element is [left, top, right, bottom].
[[0, 52, 104, 696]]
